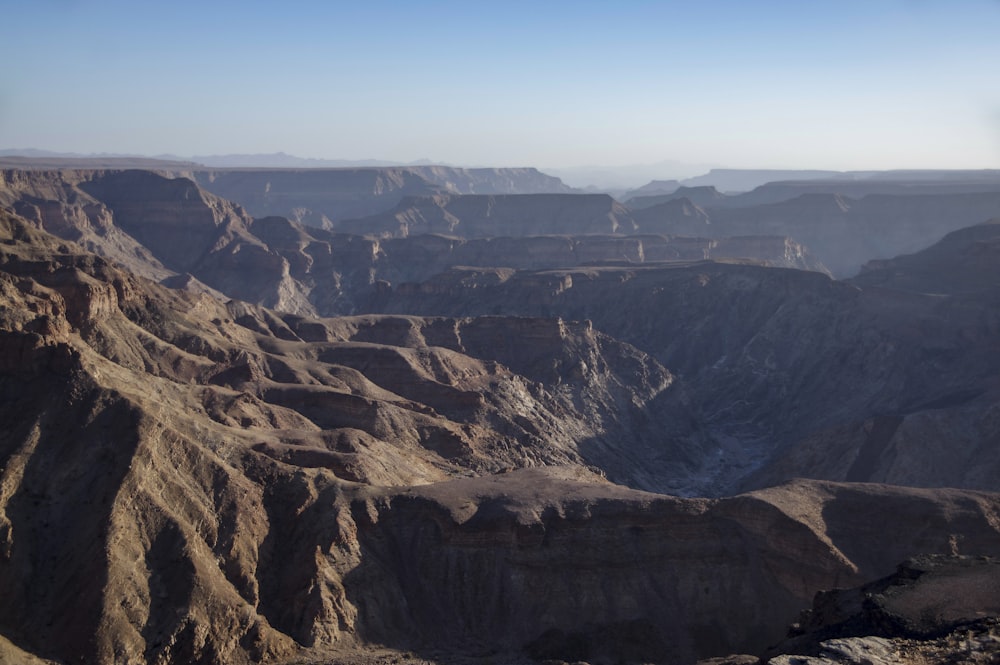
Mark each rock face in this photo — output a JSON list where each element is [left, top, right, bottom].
[[763, 555, 1000, 664], [335, 477, 1000, 664], [0, 168, 174, 282], [0, 209, 693, 489]]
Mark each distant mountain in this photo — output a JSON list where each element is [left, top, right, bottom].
[[0, 148, 438, 169], [859, 169, 1000, 182], [621, 179, 681, 201], [182, 166, 576, 228], [0, 149, 200, 170], [678, 168, 1000, 195], [626, 185, 729, 210], [187, 152, 438, 168], [184, 168, 443, 228], [679, 169, 844, 192], [546, 159, 716, 189], [404, 165, 577, 195], [632, 190, 1000, 276], [0, 148, 147, 159]]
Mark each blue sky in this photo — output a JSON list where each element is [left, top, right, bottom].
[[2, 0, 999, 173]]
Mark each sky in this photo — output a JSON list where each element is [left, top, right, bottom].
[[2, 0, 1000, 175]]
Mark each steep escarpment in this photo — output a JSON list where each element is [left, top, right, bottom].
[[77, 169, 260, 275], [338, 193, 636, 237], [3, 281, 999, 664], [335, 474, 1000, 664], [0, 168, 174, 282], [1, 169, 319, 314]]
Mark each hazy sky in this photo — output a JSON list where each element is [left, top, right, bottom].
[[2, 0, 999, 172]]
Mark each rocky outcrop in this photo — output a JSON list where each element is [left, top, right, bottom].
[[762, 555, 1000, 664], [0, 207, 710, 485]]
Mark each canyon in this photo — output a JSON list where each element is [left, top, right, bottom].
[[1, 163, 1000, 664]]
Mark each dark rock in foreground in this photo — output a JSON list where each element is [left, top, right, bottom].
[[762, 555, 1000, 664]]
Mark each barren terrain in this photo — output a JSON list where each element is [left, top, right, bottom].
[[2, 165, 1000, 664]]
